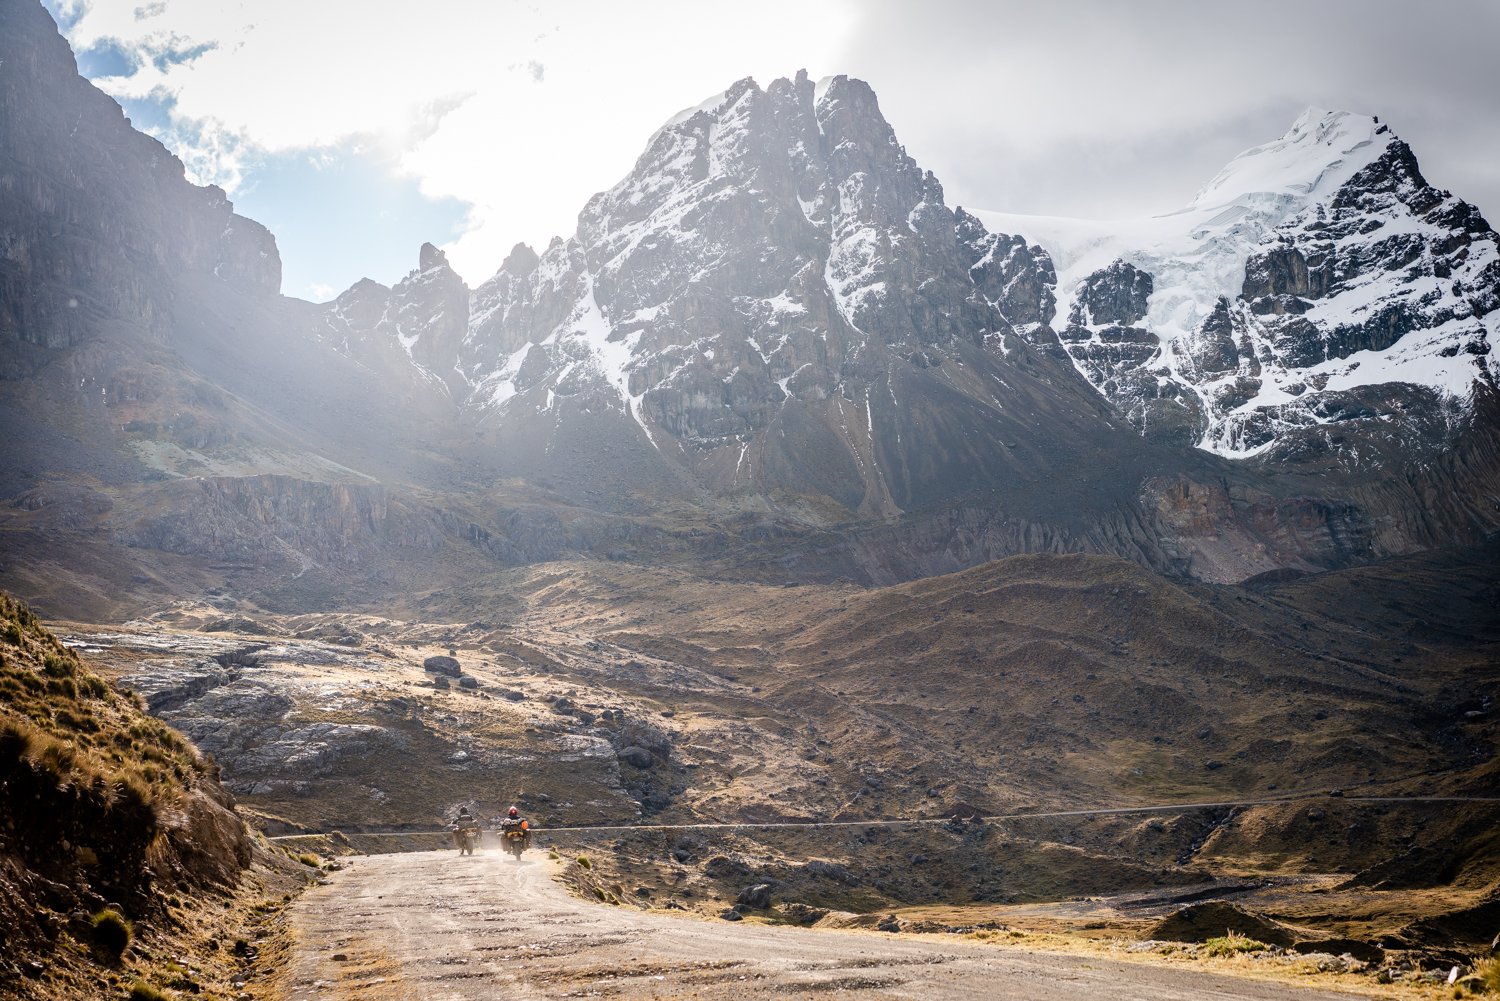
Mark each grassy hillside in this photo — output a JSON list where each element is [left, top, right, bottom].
[[0, 591, 304, 1000]]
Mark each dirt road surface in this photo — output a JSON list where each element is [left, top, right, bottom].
[[282, 850, 1372, 1000]]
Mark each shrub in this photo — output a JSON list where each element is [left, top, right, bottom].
[[0, 719, 37, 760], [56, 708, 99, 732], [1203, 930, 1268, 957], [42, 652, 75, 678], [91, 908, 133, 959], [294, 852, 320, 867], [576, 855, 592, 870], [128, 981, 172, 1001], [3, 621, 22, 645], [1477, 956, 1500, 993], [38, 738, 78, 776]]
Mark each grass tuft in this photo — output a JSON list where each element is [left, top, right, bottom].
[[128, 980, 173, 1001], [1476, 956, 1500, 993], [576, 854, 591, 870], [91, 908, 133, 959], [1203, 929, 1268, 957], [42, 652, 75, 678]]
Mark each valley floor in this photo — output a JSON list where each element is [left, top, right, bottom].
[[277, 849, 1402, 1000]]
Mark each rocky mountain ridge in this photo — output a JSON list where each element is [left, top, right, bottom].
[[322, 97, 1500, 475], [319, 82, 1499, 503]]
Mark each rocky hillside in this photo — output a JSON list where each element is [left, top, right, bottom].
[[60, 543, 1500, 959], [0, 592, 299, 999]]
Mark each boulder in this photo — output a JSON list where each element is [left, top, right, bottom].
[[423, 655, 461, 677], [671, 836, 704, 863], [617, 746, 654, 769], [736, 884, 772, 909], [457, 675, 479, 689]]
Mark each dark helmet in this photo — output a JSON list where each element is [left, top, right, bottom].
[[508, 806, 519, 818], [458, 806, 471, 815]]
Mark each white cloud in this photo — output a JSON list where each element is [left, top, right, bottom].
[[56, 0, 1500, 290], [60, 0, 856, 284]]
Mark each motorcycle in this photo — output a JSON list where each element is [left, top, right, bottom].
[[500, 821, 531, 859], [451, 823, 481, 855]]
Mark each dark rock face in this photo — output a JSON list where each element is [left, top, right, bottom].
[[955, 208, 1057, 327], [1069, 260, 1153, 328], [1052, 262, 1201, 446], [1242, 139, 1497, 379], [0, 0, 278, 369]]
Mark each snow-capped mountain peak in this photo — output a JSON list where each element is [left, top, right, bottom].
[[977, 109, 1496, 460], [1187, 108, 1389, 213], [320, 89, 1496, 482]]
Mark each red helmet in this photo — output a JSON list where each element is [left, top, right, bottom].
[[508, 806, 519, 817]]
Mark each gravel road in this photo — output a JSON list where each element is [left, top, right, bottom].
[[282, 850, 1373, 1000]]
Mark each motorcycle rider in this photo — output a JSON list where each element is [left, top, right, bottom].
[[498, 805, 531, 852], [450, 806, 481, 854]]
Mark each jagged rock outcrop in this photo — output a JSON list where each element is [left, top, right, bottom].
[[1069, 260, 1153, 328], [319, 243, 470, 396], [954, 208, 1057, 329]]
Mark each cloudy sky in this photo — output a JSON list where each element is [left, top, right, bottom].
[[45, 0, 1500, 301]]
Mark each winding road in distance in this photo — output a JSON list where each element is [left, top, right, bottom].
[[281, 850, 1377, 1000]]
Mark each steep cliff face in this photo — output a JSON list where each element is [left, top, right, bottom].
[[0, 0, 278, 374]]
